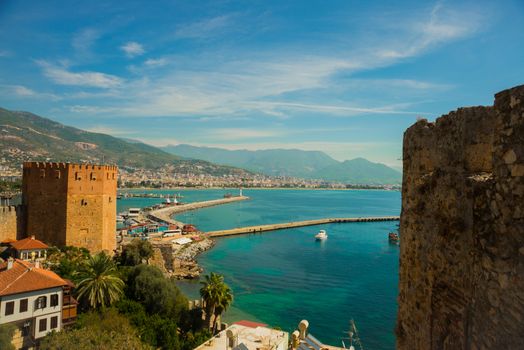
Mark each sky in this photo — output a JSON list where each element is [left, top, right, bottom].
[[0, 0, 523, 169]]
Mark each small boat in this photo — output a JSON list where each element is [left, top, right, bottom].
[[388, 232, 399, 243], [315, 230, 328, 240], [116, 215, 125, 223]]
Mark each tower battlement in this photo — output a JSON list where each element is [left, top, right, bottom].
[[22, 161, 118, 253]]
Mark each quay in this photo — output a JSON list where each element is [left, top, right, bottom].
[[206, 216, 400, 237], [147, 196, 250, 225]]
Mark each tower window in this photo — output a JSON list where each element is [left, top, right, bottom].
[[75, 172, 82, 180], [40, 169, 45, 178], [55, 170, 61, 179], [90, 173, 97, 180]]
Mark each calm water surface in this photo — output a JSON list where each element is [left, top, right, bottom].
[[119, 189, 400, 350]]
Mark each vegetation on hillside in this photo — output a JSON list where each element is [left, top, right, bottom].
[[0, 107, 253, 177], [36, 245, 222, 350]]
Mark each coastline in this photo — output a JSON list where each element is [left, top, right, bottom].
[[119, 186, 400, 191]]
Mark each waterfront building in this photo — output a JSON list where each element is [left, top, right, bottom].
[[0, 258, 77, 349], [194, 320, 289, 350]]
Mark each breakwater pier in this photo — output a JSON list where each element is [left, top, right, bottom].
[[147, 196, 249, 225], [206, 216, 400, 237]]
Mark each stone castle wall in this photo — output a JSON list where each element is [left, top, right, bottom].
[[397, 85, 524, 349], [22, 162, 117, 253], [0, 205, 25, 242]]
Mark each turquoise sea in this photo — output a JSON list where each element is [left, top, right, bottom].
[[118, 189, 400, 350]]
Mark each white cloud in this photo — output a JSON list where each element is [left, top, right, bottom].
[[0, 84, 60, 100], [174, 15, 234, 39], [13, 85, 36, 96], [121, 41, 145, 58], [37, 61, 123, 88], [72, 28, 101, 57], [144, 57, 168, 67], [48, 2, 480, 119], [0, 50, 12, 57]]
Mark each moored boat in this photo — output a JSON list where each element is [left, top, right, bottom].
[[388, 232, 399, 243]]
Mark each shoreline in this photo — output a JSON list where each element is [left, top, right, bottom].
[[119, 186, 400, 192]]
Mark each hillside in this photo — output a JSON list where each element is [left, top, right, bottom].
[[311, 157, 401, 184], [163, 144, 338, 178], [0, 107, 250, 176], [163, 144, 401, 184]]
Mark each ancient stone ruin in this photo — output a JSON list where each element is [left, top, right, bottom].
[[397, 85, 524, 349]]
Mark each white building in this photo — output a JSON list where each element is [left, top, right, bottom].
[[0, 258, 77, 349], [194, 320, 289, 350]]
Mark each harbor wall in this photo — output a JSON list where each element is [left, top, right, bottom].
[[397, 85, 524, 349], [0, 205, 25, 241]]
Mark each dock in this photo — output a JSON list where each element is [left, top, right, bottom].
[[206, 216, 400, 237], [147, 196, 250, 225]]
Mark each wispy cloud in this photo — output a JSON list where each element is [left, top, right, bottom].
[[376, 1, 482, 60], [72, 28, 101, 58], [121, 41, 145, 58], [42, 2, 481, 120], [37, 61, 123, 88], [144, 57, 168, 67], [174, 15, 235, 39], [0, 84, 60, 100], [0, 50, 12, 57]]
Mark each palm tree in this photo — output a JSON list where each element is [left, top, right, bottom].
[[74, 252, 124, 309], [200, 272, 233, 333]]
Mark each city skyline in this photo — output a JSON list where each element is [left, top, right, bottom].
[[0, 0, 523, 168]]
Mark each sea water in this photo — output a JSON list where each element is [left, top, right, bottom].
[[118, 189, 400, 350]]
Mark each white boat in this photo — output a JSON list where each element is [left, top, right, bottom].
[[315, 229, 328, 240], [116, 215, 125, 223]]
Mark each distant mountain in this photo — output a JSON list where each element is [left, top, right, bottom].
[[0, 107, 251, 176], [163, 144, 401, 184], [163, 144, 339, 178], [311, 157, 401, 184]]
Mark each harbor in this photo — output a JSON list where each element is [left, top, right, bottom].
[[146, 195, 250, 225]]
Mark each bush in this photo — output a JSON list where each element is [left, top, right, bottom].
[[40, 309, 151, 350], [0, 324, 16, 350], [126, 264, 187, 320], [118, 239, 154, 266]]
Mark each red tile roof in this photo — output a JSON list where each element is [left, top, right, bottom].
[[233, 320, 269, 328], [0, 259, 67, 296], [10, 236, 49, 250]]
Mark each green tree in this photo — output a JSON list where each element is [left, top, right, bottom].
[[45, 246, 91, 280], [74, 251, 124, 309], [119, 239, 154, 266], [0, 324, 16, 350], [199, 272, 233, 333], [126, 264, 187, 319], [40, 309, 151, 350]]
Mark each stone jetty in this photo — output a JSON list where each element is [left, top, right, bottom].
[[147, 195, 249, 225], [206, 216, 399, 237]]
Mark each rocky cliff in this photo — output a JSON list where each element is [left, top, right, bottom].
[[397, 85, 524, 349]]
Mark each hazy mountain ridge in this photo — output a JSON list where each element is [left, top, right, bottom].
[[0, 107, 251, 176], [163, 144, 401, 184]]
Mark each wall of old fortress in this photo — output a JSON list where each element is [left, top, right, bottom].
[[0, 205, 25, 242], [397, 85, 524, 349], [22, 162, 117, 253]]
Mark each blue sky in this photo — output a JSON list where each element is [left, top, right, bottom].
[[1, 0, 523, 169]]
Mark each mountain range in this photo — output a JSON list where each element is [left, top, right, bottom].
[[162, 144, 401, 184], [0, 108, 250, 177], [0, 107, 401, 184]]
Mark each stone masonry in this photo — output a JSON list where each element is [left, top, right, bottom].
[[397, 85, 524, 349], [0, 205, 25, 242], [22, 162, 117, 253]]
